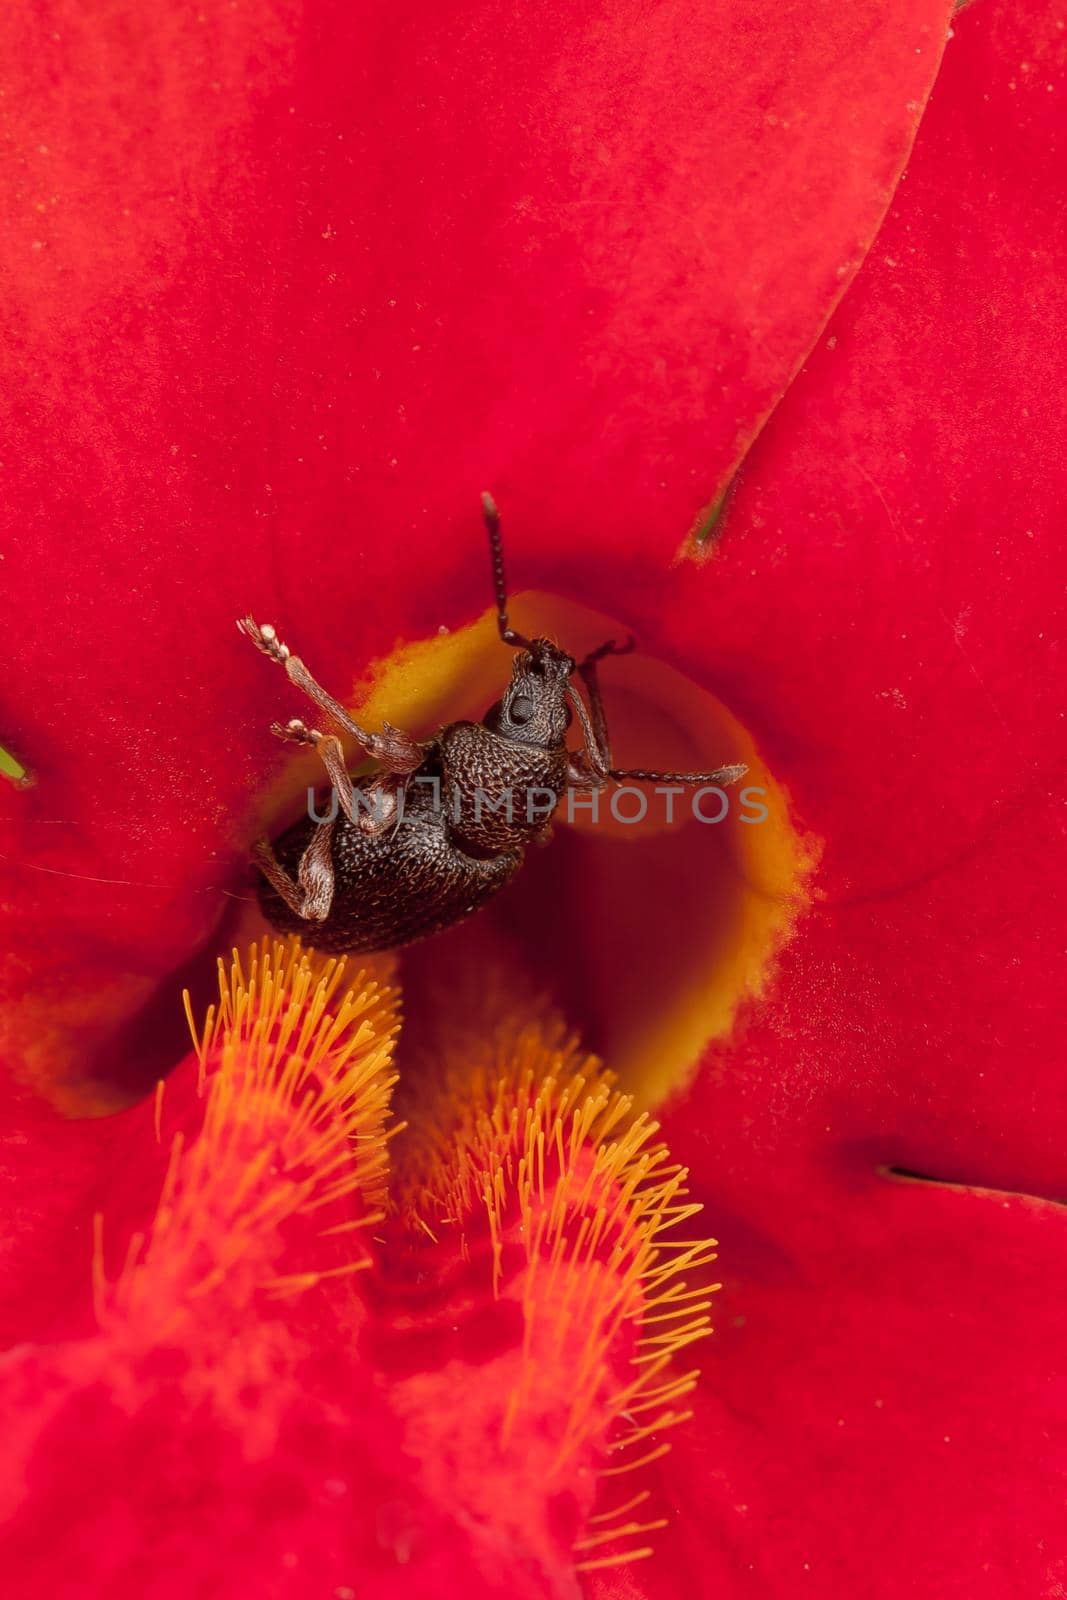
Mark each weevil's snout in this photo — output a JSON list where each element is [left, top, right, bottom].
[[523, 638, 576, 680], [483, 639, 575, 748]]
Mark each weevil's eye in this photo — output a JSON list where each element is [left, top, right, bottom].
[[509, 693, 536, 725]]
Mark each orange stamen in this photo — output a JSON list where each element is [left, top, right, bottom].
[[98, 938, 399, 1358], [388, 977, 718, 1571]]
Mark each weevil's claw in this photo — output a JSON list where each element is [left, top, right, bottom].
[[237, 614, 291, 665], [715, 763, 748, 786], [580, 634, 636, 671], [270, 717, 319, 747]]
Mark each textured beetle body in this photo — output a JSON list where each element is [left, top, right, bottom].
[[439, 721, 570, 855], [258, 760, 525, 954], [241, 495, 747, 956]]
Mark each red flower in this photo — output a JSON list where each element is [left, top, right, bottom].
[[1, 1, 1064, 1596]]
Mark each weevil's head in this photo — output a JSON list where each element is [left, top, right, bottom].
[[483, 638, 575, 748]]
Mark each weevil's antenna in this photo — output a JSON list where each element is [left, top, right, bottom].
[[482, 491, 530, 649]]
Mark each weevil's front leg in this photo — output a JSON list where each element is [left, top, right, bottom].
[[570, 635, 635, 774], [239, 616, 424, 773], [608, 762, 748, 786], [253, 817, 337, 923], [272, 717, 358, 821], [574, 658, 614, 770], [273, 717, 409, 837], [566, 755, 608, 791], [579, 635, 635, 672], [567, 677, 747, 791], [567, 678, 612, 784]]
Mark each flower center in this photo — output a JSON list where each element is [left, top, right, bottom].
[[305, 592, 816, 1108], [83, 939, 721, 1582]]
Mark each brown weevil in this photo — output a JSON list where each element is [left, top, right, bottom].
[[238, 496, 747, 953]]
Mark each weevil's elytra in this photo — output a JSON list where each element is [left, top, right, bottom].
[[239, 495, 747, 954]]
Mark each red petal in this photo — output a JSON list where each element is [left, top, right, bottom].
[[631, 5, 1067, 1591], [662, 0, 1067, 1194], [0, 1079, 133, 1344], [587, 1176, 1067, 1599]]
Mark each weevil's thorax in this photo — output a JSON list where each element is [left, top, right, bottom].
[[439, 638, 574, 856]]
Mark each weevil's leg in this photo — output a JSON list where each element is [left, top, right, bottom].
[[608, 763, 749, 786], [238, 616, 423, 773], [578, 634, 636, 671], [569, 638, 636, 775], [574, 658, 614, 770], [574, 635, 636, 767], [354, 773, 404, 838], [272, 718, 358, 822], [303, 733, 359, 823], [272, 716, 320, 746], [253, 818, 337, 923], [566, 755, 608, 790], [272, 717, 409, 836], [566, 682, 747, 790], [567, 684, 612, 780]]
